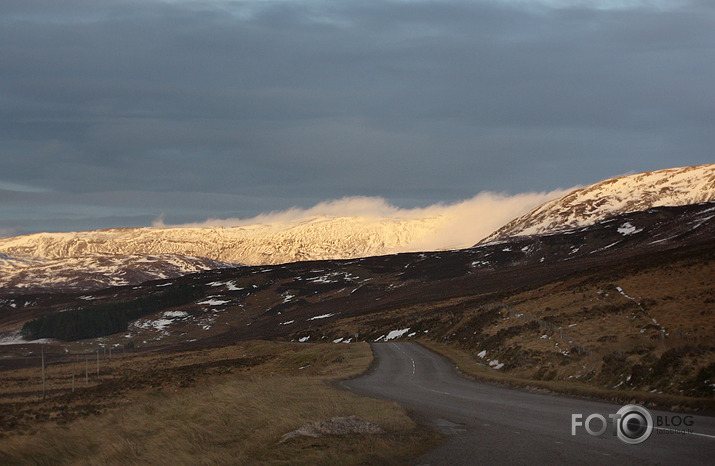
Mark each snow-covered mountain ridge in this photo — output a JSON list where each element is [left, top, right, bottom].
[[0, 216, 446, 267], [0, 215, 451, 290], [480, 164, 715, 244], [1, 164, 713, 291]]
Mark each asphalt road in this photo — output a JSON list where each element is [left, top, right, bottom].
[[341, 342, 715, 465]]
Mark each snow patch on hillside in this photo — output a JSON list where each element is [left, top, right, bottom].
[[0, 331, 54, 346], [133, 310, 189, 334], [197, 297, 231, 306], [374, 328, 411, 342], [617, 222, 642, 235], [308, 313, 335, 321]]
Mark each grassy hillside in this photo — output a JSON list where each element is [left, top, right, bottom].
[[0, 341, 438, 465]]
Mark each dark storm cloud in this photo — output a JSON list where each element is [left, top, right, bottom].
[[1, 0, 714, 235]]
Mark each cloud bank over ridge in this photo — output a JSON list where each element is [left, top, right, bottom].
[[153, 189, 574, 251]]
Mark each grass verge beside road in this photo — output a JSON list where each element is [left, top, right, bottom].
[[422, 341, 715, 414]]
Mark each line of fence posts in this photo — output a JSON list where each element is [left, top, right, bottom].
[[38, 342, 133, 400]]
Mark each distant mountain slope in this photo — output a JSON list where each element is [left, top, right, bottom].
[[0, 254, 234, 291], [2, 164, 713, 291], [0, 216, 448, 290], [480, 164, 715, 244], [0, 216, 445, 267]]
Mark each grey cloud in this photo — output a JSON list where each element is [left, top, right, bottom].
[[1, 0, 714, 235]]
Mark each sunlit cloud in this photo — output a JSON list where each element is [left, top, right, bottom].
[[154, 188, 575, 250]]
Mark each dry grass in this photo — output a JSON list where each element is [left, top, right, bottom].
[[0, 342, 439, 465], [1, 344, 259, 403]]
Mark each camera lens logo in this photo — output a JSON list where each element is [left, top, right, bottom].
[[615, 404, 653, 444]]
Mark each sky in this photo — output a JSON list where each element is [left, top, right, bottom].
[[1, 0, 714, 238]]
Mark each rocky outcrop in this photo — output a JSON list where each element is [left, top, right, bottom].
[[279, 416, 384, 443]]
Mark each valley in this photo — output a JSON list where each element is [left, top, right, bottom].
[[2, 202, 713, 409], [0, 165, 713, 463]]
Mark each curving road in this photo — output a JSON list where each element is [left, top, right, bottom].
[[341, 342, 715, 465]]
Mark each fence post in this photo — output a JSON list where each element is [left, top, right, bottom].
[[41, 345, 46, 400]]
